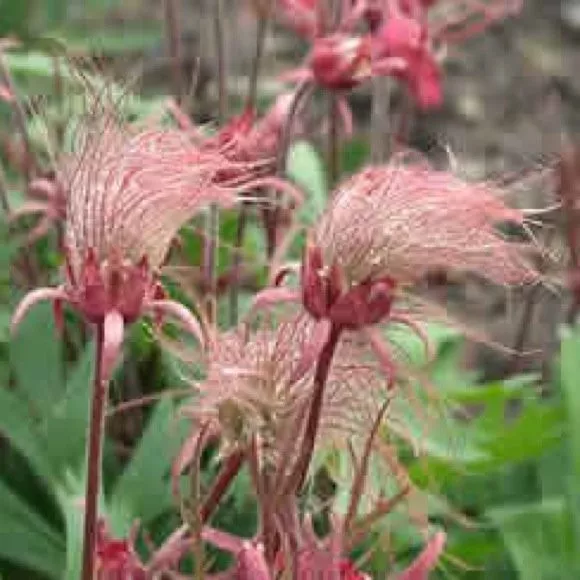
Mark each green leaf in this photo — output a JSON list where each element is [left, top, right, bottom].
[[340, 138, 370, 175], [108, 400, 188, 534], [0, 478, 64, 578], [0, 386, 53, 483], [43, 343, 94, 475], [287, 141, 328, 225], [0, 0, 35, 38], [559, 325, 580, 568], [54, 471, 90, 580], [488, 498, 576, 580], [9, 301, 64, 416]]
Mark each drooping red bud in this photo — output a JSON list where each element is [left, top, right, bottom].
[[310, 34, 373, 91]]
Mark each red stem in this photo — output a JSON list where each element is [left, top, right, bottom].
[[81, 324, 108, 580], [282, 324, 341, 496], [200, 449, 245, 523]]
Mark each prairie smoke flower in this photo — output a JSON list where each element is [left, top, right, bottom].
[[10, 110, 241, 378], [167, 94, 303, 200], [278, 0, 405, 93], [202, 514, 445, 579], [206, 93, 296, 173], [369, 0, 523, 108], [253, 159, 535, 388], [185, 315, 318, 460], [315, 162, 534, 287]]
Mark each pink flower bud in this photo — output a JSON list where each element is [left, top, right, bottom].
[[310, 34, 373, 91], [95, 520, 146, 580], [373, 13, 443, 109]]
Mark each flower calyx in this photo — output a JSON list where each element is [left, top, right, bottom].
[[66, 249, 161, 325], [301, 240, 396, 331]]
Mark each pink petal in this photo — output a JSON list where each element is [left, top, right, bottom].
[[147, 299, 206, 349], [236, 542, 271, 580], [364, 326, 397, 389], [389, 313, 433, 361], [396, 531, 446, 580], [236, 176, 305, 207], [101, 310, 125, 383], [201, 526, 245, 554], [11, 287, 68, 334], [248, 287, 301, 317], [0, 84, 13, 103]]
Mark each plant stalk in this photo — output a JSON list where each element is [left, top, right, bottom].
[[282, 324, 342, 496], [370, 76, 392, 163], [81, 324, 108, 580], [230, 8, 271, 325], [163, 0, 184, 104], [200, 449, 245, 522]]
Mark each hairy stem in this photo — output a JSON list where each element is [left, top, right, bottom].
[[200, 449, 245, 523], [81, 324, 108, 580], [282, 325, 342, 496], [163, 0, 184, 104]]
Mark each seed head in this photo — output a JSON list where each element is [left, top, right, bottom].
[[315, 161, 535, 287], [12, 105, 216, 379], [63, 114, 234, 279]]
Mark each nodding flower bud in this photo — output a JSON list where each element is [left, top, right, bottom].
[[310, 34, 373, 91], [372, 11, 443, 109]]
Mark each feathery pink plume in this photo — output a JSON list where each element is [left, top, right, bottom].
[[315, 161, 535, 287]]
